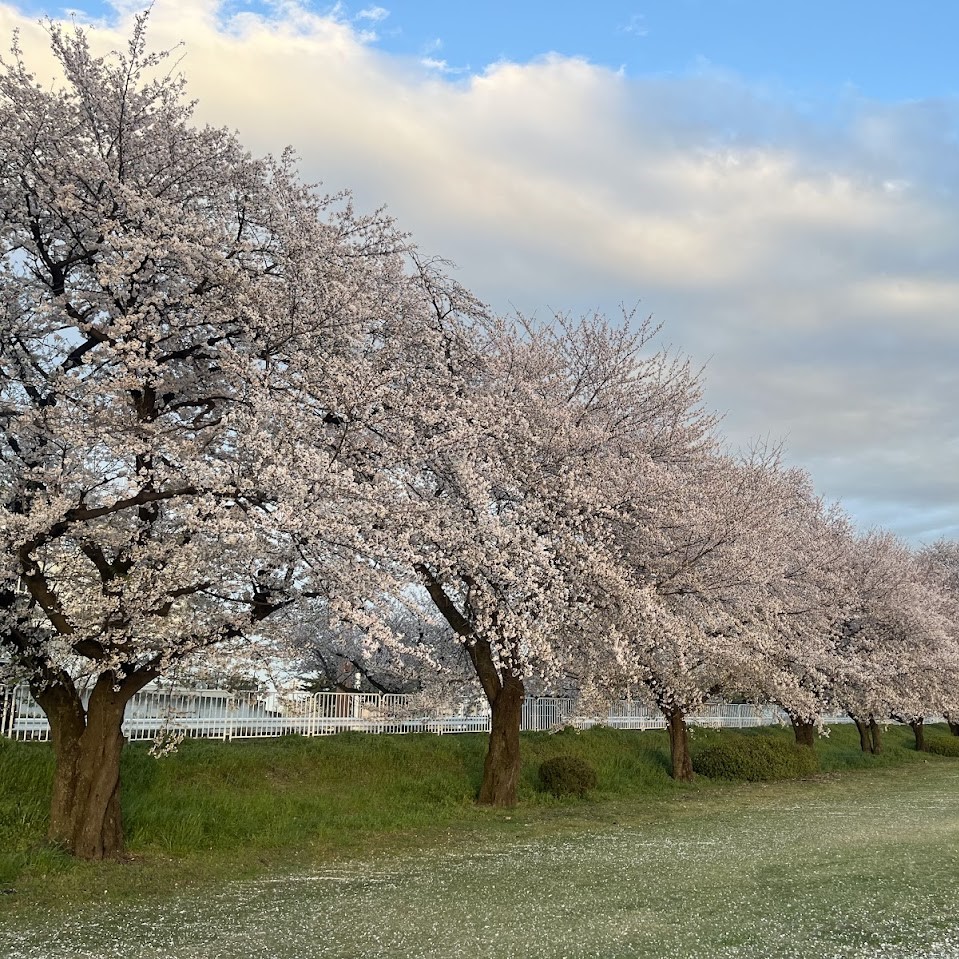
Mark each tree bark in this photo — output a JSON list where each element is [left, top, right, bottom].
[[664, 705, 695, 782], [414, 566, 526, 808], [910, 718, 926, 752], [789, 714, 817, 748], [851, 715, 883, 754], [478, 674, 525, 807], [32, 671, 147, 860], [946, 715, 959, 737]]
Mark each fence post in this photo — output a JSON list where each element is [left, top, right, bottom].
[[224, 694, 234, 742], [0, 685, 12, 739]]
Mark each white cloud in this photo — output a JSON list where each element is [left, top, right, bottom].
[[4, 0, 957, 542], [419, 56, 469, 76], [356, 5, 388, 21], [618, 13, 648, 37]]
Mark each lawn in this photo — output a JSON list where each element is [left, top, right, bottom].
[[2, 725, 959, 957]]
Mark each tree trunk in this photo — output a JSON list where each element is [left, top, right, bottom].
[[32, 672, 143, 860], [851, 715, 883, 754], [664, 705, 695, 782], [789, 714, 817, 748], [414, 566, 525, 808], [478, 675, 525, 807], [910, 718, 926, 752], [946, 715, 959, 737]]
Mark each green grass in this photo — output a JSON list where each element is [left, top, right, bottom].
[[0, 722, 952, 916], [3, 752, 959, 957]]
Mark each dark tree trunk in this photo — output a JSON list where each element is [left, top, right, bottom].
[[910, 718, 926, 752], [789, 714, 817, 748], [478, 675, 525, 807], [661, 705, 694, 781], [946, 715, 959, 737], [32, 672, 146, 860], [851, 715, 883, 754], [415, 565, 526, 809]]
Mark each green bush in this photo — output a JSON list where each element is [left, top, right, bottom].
[[926, 736, 959, 758], [537, 755, 598, 798], [692, 734, 819, 782]]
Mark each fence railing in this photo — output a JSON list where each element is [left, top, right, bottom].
[[0, 684, 844, 743]]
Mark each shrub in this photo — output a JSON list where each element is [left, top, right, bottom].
[[537, 755, 598, 798], [692, 734, 819, 782], [926, 736, 959, 758]]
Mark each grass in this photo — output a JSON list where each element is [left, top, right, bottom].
[[2, 753, 959, 957], [1, 721, 956, 952], [0, 725, 675, 898]]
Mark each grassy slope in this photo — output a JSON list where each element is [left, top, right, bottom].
[[0, 722, 952, 913]]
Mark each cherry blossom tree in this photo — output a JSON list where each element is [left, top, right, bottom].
[[413, 312, 713, 804], [833, 533, 958, 752], [917, 540, 959, 735], [0, 19, 477, 858], [606, 445, 837, 777], [746, 483, 855, 747], [827, 532, 910, 752], [292, 601, 478, 703]]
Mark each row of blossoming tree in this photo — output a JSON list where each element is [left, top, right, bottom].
[[2, 20, 958, 861]]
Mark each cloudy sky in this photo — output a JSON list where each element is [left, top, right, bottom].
[[4, 0, 958, 543]]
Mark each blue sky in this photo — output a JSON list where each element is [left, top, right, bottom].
[[28, 0, 959, 100], [4, 0, 959, 543], [363, 0, 959, 101]]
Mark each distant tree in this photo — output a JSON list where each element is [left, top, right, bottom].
[[608, 445, 836, 777], [836, 533, 958, 752], [294, 603, 477, 701], [750, 484, 853, 748], [917, 540, 959, 735]]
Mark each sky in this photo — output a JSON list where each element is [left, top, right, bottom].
[[3, 0, 958, 543]]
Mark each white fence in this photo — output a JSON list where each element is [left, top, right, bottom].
[[0, 684, 810, 743]]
